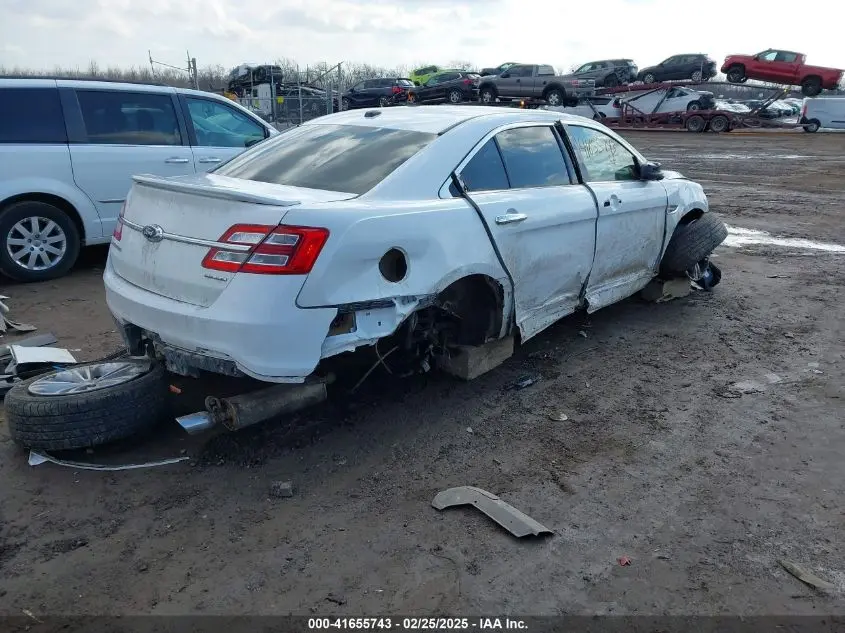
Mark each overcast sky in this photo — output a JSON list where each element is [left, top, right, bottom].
[[2, 0, 843, 73]]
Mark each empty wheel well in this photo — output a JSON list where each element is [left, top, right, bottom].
[[436, 274, 505, 345], [802, 74, 821, 84], [678, 208, 705, 226], [0, 193, 86, 244]]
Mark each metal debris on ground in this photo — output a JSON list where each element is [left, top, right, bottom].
[[0, 295, 37, 333], [618, 556, 632, 566], [431, 486, 553, 538], [508, 375, 540, 391], [0, 332, 57, 358], [778, 559, 835, 591], [269, 481, 295, 498], [28, 450, 190, 471], [548, 412, 569, 422]]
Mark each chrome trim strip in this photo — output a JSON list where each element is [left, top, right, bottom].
[[121, 219, 251, 251], [99, 198, 126, 204]]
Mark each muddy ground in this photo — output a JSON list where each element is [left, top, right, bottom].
[[1, 130, 844, 618]]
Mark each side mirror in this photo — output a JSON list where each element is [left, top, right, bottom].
[[639, 161, 664, 181]]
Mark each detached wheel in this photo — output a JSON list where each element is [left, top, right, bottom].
[[5, 359, 168, 451], [709, 114, 730, 133], [659, 213, 728, 277], [0, 200, 81, 283], [685, 114, 706, 132]]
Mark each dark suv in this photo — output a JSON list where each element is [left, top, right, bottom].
[[637, 54, 717, 84], [341, 78, 414, 110], [571, 59, 638, 87]]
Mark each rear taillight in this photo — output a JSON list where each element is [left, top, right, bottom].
[[202, 224, 329, 275], [392, 86, 402, 95], [112, 203, 125, 241], [463, 79, 471, 85]]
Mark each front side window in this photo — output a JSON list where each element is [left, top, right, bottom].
[[458, 139, 509, 192], [214, 124, 436, 195], [662, 57, 679, 66], [76, 90, 181, 146], [567, 125, 639, 183], [186, 97, 265, 148], [0, 87, 66, 143], [494, 126, 572, 189]]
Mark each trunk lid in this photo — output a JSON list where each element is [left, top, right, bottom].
[[109, 173, 355, 307]]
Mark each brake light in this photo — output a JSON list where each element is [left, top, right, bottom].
[[463, 79, 471, 85], [202, 224, 329, 275], [392, 86, 402, 95], [112, 203, 125, 241]]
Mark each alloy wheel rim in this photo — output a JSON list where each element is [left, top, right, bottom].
[[28, 361, 149, 396], [6, 216, 67, 271]]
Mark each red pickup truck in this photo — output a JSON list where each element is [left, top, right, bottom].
[[722, 49, 844, 96]]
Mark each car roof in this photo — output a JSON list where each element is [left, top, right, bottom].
[[306, 105, 580, 135]]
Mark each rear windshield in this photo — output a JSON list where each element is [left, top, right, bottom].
[[214, 124, 437, 195]]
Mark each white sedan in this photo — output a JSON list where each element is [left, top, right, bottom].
[[8, 105, 728, 447], [103, 105, 724, 383]]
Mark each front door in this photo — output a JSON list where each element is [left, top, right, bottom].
[[181, 96, 268, 171], [498, 65, 533, 98], [455, 124, 599, 341], [68, 88, 195, 238], [564, 123, 668, 312]]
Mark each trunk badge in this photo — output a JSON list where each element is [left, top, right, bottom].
[[142, 224, 164, 243]]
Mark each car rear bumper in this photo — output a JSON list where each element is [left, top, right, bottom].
[[103, 260, 338, 383]]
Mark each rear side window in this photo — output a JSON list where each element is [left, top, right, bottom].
[[76, 90, 181, 146], [0, 88, 66, 143], [397, 79, 414, 87], [214, 124, 436, 195], [459, 139, 509, 192], [538, 65, 556, 75], [494, 126, 573, 188]]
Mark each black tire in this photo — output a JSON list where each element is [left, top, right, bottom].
[[801, 77, 822, 97], [709, 114, 730, 133], [686, 100, 702, 111], [803, 118, 821, 133], [341, 98, 350, 111], [544, 88, 565, 106], [685, 114, 706, 132], [447, 89, 463, 104], [378, 96, 391, 107], [603, 73, 619, 88], [659, 213, 728, 277], [726, 66, 745, 84], [479, 86, 497, 104], [5, 359, 169, 451], [691, 70, 703, 82], [0, 200, 81, 283], [643, 73, 655, 84]]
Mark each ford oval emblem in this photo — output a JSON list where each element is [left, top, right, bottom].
[[142, 224, 164, 243]]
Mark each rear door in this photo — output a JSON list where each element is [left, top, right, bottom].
[[563, 123, 667, 312], [180, 95, 269, 171], [454, 124, 598, 340], [774, 51, 802, 83], [65, 86, 195, 238], [534, 65, 556, 97]]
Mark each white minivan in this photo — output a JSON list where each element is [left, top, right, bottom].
[[800, 97, 845, 133], [0, 78, 279, 282]]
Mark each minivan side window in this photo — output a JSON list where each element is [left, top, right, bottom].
[[76, 90, 181, 146], [185, 97, 266, 148], [0, 88, 67, 144]]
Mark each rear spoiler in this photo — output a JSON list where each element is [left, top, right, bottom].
[[132, 174, 302, 207]]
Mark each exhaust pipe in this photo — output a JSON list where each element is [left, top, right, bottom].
[[176, 381, 328, 435]]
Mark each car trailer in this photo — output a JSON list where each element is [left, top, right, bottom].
[[585, 81, 803, 133]]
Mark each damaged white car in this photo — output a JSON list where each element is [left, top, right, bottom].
[[6, 105, 727, 449]]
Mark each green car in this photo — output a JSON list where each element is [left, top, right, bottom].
[[409, 65, 442, 86]]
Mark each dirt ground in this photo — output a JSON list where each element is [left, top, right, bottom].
[[1, 130, 844, 618]]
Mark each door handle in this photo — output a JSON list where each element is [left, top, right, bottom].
[[495, 210, 528, 225], [165, 157, 190, 164], [603, 198, 623, 207], [198, 157, 222, 164]]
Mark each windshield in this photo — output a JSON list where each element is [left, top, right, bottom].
[[214, 124, 437, 195]]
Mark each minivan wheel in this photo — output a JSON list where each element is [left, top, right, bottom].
[[803, 118, 820, 133], [0, 200, 81, 283]]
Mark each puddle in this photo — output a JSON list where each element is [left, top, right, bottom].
[[724, 225, 845, 253]]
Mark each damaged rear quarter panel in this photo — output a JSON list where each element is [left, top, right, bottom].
[[283, 199, 511, 357]]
